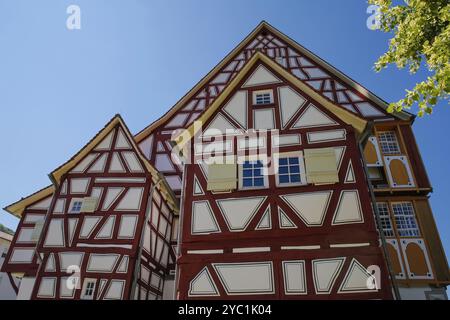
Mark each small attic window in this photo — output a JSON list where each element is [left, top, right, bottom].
[[253, 90, 273, 105]]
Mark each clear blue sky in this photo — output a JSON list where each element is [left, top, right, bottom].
[[0, 1, 448, 260]]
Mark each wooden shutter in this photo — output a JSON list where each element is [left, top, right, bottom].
[[304, 148, 339, 184], [207, 163, 237, 191], [81, 197, 98, 213]]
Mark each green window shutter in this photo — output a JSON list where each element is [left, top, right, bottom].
[[207, 163, 237, 191], [304, 148, 339, 185]]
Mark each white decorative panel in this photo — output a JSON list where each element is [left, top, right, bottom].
[[278, 209, 297, 229], [10, 248, 35, 263], [103, 280, 125, 300], [70, 178, 90, 194], [54, 199, 65, 214], [80, 216, 102, 238], [94, 130, 114, 150], [88, 153, 108, 173], [37, 277, 56, 298], [193, 176, 204, 195], [102, 187, 124, 211], [118, 215, 138, 238], [16, 228, 35, 243], [45, 254, 56, 272], [87, 254, 120, 273], [223, 91, 247, 129], [282, 261, 307, 294], [109, 152, 126, 173], [344, 161, 356, 183], [96, 216, 115, 239], [278, 86, 306, 127], [332, 190, 364, 225], [117, 256, 129, 273], [293, 104, 337, 128], [29, 196, 53, 210], [338, 259, 376, 293], [155, 154, 176, 172], [203, 113, 239, 137], [44, 219, 64, 247], [242, 64, 281, 87], [307, 129, 346, 144], [122, 151, 144, 172], [253, 109, 275, 130], [59, 252, 84, 272], [115, 187, 144, 211], [71, 153, 98, 173], [213, 262, 274, 295], [255, 207, 271, 230], [115, 128, 132, 149], [355, 102, 385, 117], [24, 214, 45, 224], [60, 277, 75, 298], [189, 267, 219, 297], [191, 201, 220, 234], [272, 134, 301, 147], [312, 257, 345, 294], [216, 197, 266, 231], [281, 191, 332, 226]]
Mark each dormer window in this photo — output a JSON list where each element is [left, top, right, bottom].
[[253, 90, 273, 105]]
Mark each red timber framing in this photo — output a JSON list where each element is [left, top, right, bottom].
[[3, 115, 178, 300], [1, 186, 54, 277], [174, 55, 393, 299], [135, 22, 412, 199]]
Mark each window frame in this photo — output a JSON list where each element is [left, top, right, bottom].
[[274, 151, 307, 187], [391, 202, 421, 237], [377, 131, 401, 155], [81, 278, 97, 300], [238, 156, 269, 190], [68, 198, 84, 214], [375, 202, 395, 237], [252, 89, 274, 106]]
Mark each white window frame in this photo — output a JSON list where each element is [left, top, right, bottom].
[[274, 151, 307, 187], [375, 202, 395, 237], [378, 131, 401, 155], [68, 198, 84, 214], [253, 89, 273, 105], [238, 155, 269, 190], [81, 278, 97, 300], [391, 202, 420, 237]]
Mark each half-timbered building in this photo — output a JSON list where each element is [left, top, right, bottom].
[[1, 21, 448, 300]]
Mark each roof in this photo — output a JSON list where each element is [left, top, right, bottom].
[[3, 185, 54, 218], [173, 52, 368, 149], [135, 21, 412, 143], [4, 115, 179, 218]]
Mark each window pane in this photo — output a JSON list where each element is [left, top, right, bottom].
[[288, 157, 299, 165], [291, 174, 301, 183], [279, 175, 290, 183], [279, 158, 288, 166], [254, 178, 264, 186]]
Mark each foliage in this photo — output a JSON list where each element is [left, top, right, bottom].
[[369, 0, 449, 116]]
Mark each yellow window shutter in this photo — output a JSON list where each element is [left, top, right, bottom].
[[81, 197, 98, 213], [304, 148, 339, 184], [207, 163, 237, 191]]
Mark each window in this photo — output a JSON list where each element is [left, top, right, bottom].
[[378, 131, 401, 155], [375, 203, 394, 237], [81, 279, 96, 300], [240, 160, 267, 189], [69, 199, 83, 214], [392, 202, 420, 237], [253, 90, 273, 105], [276, 154, 306, 186]]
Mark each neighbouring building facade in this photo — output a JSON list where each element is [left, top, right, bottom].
[[1, 22, 448, 300], [0, 227, 20, 299]]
